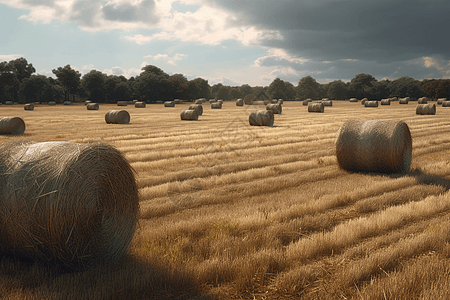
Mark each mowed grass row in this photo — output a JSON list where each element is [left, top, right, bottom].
[[1, 100, 450, 299]]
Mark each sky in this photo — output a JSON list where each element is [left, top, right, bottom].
[[1, 0, 450, 87]]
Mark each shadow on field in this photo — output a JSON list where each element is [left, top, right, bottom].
[[0, 253, 209, 300], [406, 169, 450, 192]]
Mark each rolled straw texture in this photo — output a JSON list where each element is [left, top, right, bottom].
[[322, 100, 333, 107], [48, 101, 56, 106], [164, 101, 175, 107], [335, 120, 412, 173], [399, 97, 409, 104], [188, 104, 203, 116], [135, 102, 146, 108], [442, 101, 450, 107], [180, 110, 199, 120], [105, 110, 130, 124], [0, 140, 139, 269], [87, 103, 99, 110], [266, 103, 282, 114], [418, 97, 428, 104], [244, 94, 257, 105], [236, 99, 244, 106], [174, 99, 183, 104], [249, 110, 274, 127], [0, 117, 25, 135], [63, 101, 72, 105], [364, 101, 379, 107], [5, 101, 13, 105], [308, 102, 324, 113], [380, 99, 391, 105], [24, 104, 34, 110], [349, 98, 358, 102], [302, 100, 309, 106], [361, 98, 368, 105], [211, 102, 222, 109], [278, 99, 284, 104], [117, 101, 128, 106], [416, 104, 436, 115], [437, 98, 447, 105]]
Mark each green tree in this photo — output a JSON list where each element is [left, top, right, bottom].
[[389, 76, 422, 99], [1, 58, 35, 102], [371, 80, 390, 100], [52, 65, 81, 102], [81, 70, 108, 103], [239, 84, 253, 97], [267, 78, 288, 100], [421, 79, 450, 99], [326, 80, 349, 100], [296, 76, 321, 100], [192, 78, 211, 99], [349, 73, 376, 99], [230, 87, 242, 99], [216, 85, 231, 100], [135, 72, 172, 102]]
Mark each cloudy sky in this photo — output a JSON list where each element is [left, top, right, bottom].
[[1, 0, 449, 86]]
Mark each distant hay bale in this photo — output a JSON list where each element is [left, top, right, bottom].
[[0, 117, 25, 135], [173, 99, 183, 104], [194, 99, 203, 104], [135, 102, 146, 108], [278, 99, 284, 104], [364, 100, 379, 107], [188, 104, 203, 116], [48, 101, 56, 106], [84, 100, 92, 106], [24, 104, 34, 111], [105, 110, 130, 124], [209, 99, 216, 104], [117, 101, 128, 106], [249, 110, 274, 127], [302, 100, 309, 106], [418, 97, 428, 104], [380, 99, 391, 105], [349, 98, 358, 102], [361, 98, 368, 105], [322, 100, 333, 107], [180, 110, 199, 121], [217, 100, 224, 105], [322, 98, 329, 101], [335, 120, 412, 174], [236, 98, 244, 106], [244, 94, 257, 105], [390, 97, 398, 102], [266, 103, 282, 114], [442, 101, 450, 107], [64, 101, 72, 105], [211, 102, 222, 109], [5, 101, 13, 105], [0, 140, 139, 269], [164, 101, 175, 107], [87, 103, 99, 110], [308, 102, 324, 113], [399, 98, 409, 104], [437, 98, 447, 105], [416, 104, 436, 115]]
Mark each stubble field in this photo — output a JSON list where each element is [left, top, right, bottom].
[[1, 100, 450, 299]]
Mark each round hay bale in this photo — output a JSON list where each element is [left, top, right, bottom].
[[173, 99, 183, 104], [0, 117, 26, 135], [64, 101, 72, 105], [418, 97, 428, 104], [380, 99, 391, 105], [135, 102, 146, 108], [87, 103, 99, 110], [236, 98, 244, 106], [249, 110, 274, 127], [364, 100, 378, 107], [217, 100, 224, 105], [441, 101, 450, 107], [390, 97, 398, 102], [349, 98, 358, 102], [5, 101, 13, 105], [416, 103, 436, 115], [117, 101, 128, 106], [188, 104, 203, 116], [0, 140, 139, 269], [399, 97, 410, 104], [164, 101, 175, 107], [180, 110, 199, 121], [322, 98, 329, 101], [302, 100, 309, 106], [105, 110, 130, 124], [437, 98, 447, 105], [322, 100, 333, 107], [278, 99, 284, 104], [361, 98, 368, 105], [335, 120, 412, 174], [266, 103, 282, 114], [211, 102, 222, 109], [194, 99, 203, 104], [84, 100, 92, 106], [48, 101, 56, 106], [209, 99, 217, 104], [244, 94, 257, 105], [24, 103, 34, 111], [308, 102, 324, 113]]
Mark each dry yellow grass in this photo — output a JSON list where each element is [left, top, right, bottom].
[[1, 100, 450, 299]]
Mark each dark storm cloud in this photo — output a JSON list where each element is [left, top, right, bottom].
[[211, 0, 450, 63]]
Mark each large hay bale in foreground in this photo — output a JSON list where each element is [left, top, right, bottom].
[[364, 100, 378, 107], [399, 97, 409, 104], [188, 104, 203, 116], [380, 99, 391, 105], [249, 110, 274, 127], [266, 103, 282, 114], [244, 94, 257, 105], [135, 102, 146, 108], [87, 103, 99, 110], [24, 103, 34, 111], [416, 104, 436, 115], [180, 110, 199, 120], [335, 120, 412, 174], [164, 101, 175, 107], [308, 102, 324, 113], [322, 100, 333, 107], [236, 98, 244, 106], [0, 117, 25, 135], [0, 140, 139, 269], [211, 102, 222, 109], [117, 101, 128, 106], [105, 110, 130, 124]]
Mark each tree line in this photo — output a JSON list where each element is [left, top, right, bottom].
[[0, 57, 449, 104]]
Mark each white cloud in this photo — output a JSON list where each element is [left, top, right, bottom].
[[144, 53, 187, 65], [102, 65, 142, 77], [0, 54, 24, 61], [420, 56, 450, 77]]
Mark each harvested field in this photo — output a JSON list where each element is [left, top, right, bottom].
[[1, 101, 450, 299]]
